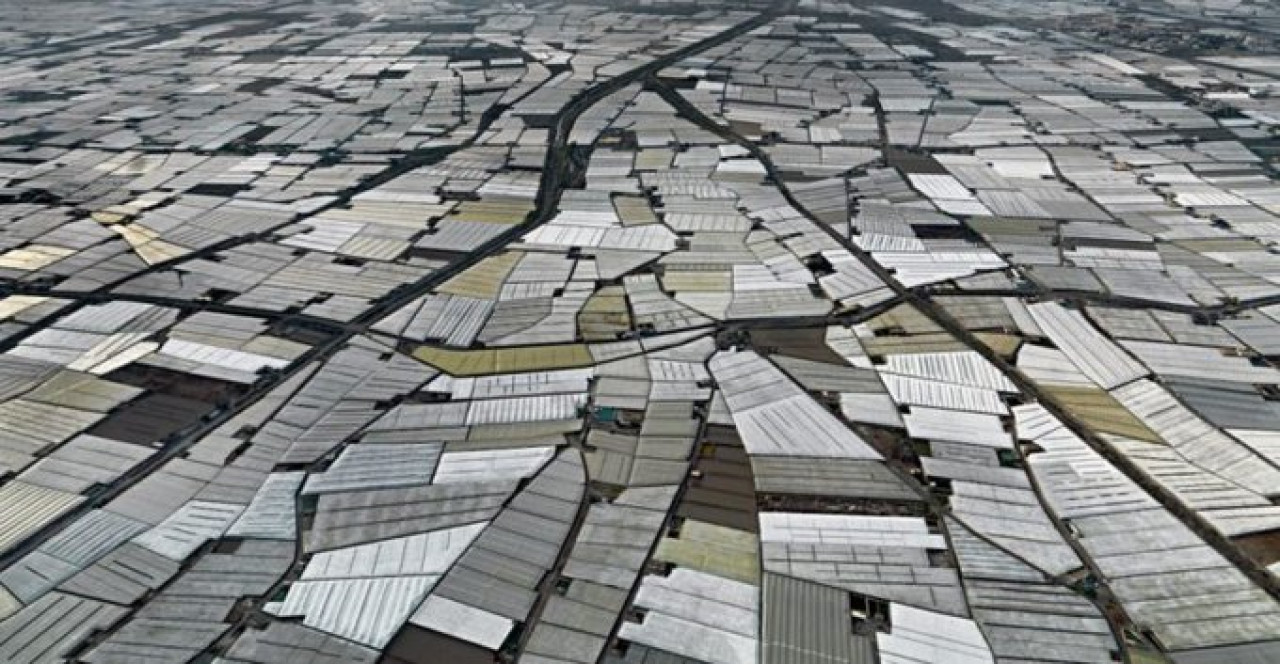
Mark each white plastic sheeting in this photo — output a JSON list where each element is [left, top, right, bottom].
[[431, 446, 555, 484], [410, 595, 514, 650], [878, 603, 994, 664], [274, 575, 438, 648], [882, 351, 1017, 392], [1027, 302, 1147, 389], [759, 513, 946, 549], [131, 500, 244, 561], [903, 407, 1013, 448], [227, 472, 305, 539], [710, 351, 881, 459], [301, 523, 484, 581], [618, 568, 759, 664]]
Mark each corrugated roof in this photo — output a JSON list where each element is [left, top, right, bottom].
[[771, 355, 884, 393], [876, 603, 993, 664], [1112, 379, 1280, 496], [760, 512, 967, 616], [881, 374, 1008, 415], [19, 434, 154, 494], [619, 568, 759, 664], [0, 509, 147, 603], [303, 444, 441, 495], [1027, 302, 1147, 389], [0, 481, 84, 556], [751, 457, 919, 502], [431, 449, 585, 622], [1121, 339, 1278, 385], [882, 351, 1017, 392], [1017, 404, 1280, 651], [433, 446, 554, 484], [903, 407, 1012, 448], [85, 539, 292, 663], [220, 621, 378, 664], [710, 351, 882, 460], [227, 472, 305, 540], [1166, 377, 1280, 431], [409, 595, 514, 651], [947, 481, 1082, 576], [307, 480, 513, 553], [58, 542, 180, 605], [275, 576, 439, 648], [131, 500, 244, 561], [761, 572, 875, 664], [0, 398, 110, 475], [0, 592, 127, 664], [302, 523, 483, 582]]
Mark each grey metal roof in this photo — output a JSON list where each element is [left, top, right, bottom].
[[417, 219, 509, 252], [0, 509, 148, 603], [606, 644, 703, 664], [1025, 266, 1105, 293], [0, 481, 84, 557], [1166, 377, 1280, 431], [84, 539, 293, 663], [306, 479, 514, 553], [275, 575, 440, 649], [132, 500, 245, 561], [302, 523, 483, 582], [522, 581, 631, 663], [1019, 404, 1280, 651], [19, 434, 154, 494], [1221, 314, 1280, 356], [0, 592, 127, 664], [303, 443, 441, 495], [0, 398, 111, 476], [710, 351, 882, 459], [771, 355, 885, 393], [760, 514, 968, 617], [220, 621, 377, 664], [1150, 310, 1239, 348], [400, 294, 494, 347], [1170, 641, 1280, 664], [761, 572, 875, 664], [618, 567, 758, 664], [105, 457, 222, 525], [948, 519, 1117, 663], [0, 355, 58, 404], [432, 449, 585, 622], [948, 481, 1082, 577], [750, 457, 920, 502], [269, 346, 435, 466], [84, 619, 229, 664], [58, 542, 180, 605], [226, 472, 305, 540], [1086, 306, 1170, 342], [0, 551, 78, 605], [548, 483, 677, 661], [945, 517, 1044, 584]]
